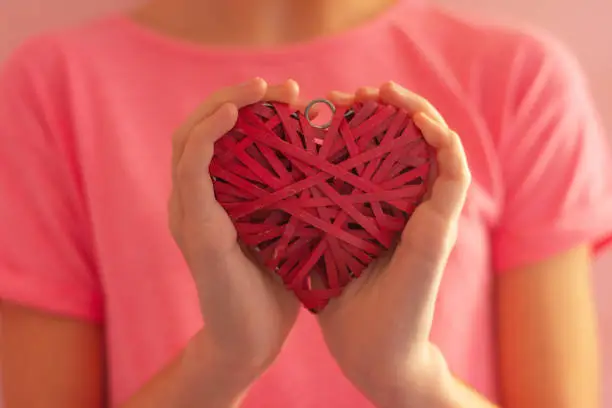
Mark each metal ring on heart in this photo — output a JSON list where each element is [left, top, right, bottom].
[[304, 98, 336, 130]]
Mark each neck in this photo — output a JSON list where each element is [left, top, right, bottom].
[[132, 0, 398, 47]]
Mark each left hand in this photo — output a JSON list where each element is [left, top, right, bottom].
[[317, 82, 471, 405]]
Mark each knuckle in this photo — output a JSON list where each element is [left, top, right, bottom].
[[421, 98, 435, 111], [414, 94, 432, 110], [447, 129, 463, 150], [422, 101, 445, 124], [446, 129, 471, 186], [459, 165, 472, 189]]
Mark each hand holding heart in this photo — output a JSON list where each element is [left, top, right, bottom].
[[169, 78, 470, 402], [318, 85, 470, 405], [169, 78, 302, 377]]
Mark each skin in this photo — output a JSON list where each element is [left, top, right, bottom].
[[1, 0, 602, 407], [497, 245, 600, 408]]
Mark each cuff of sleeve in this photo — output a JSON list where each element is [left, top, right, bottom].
[[0, 269, 103, 322], [493, 207, 612, 273], [594, 233, 612, 254]]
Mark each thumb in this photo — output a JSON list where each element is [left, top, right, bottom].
[[177, 102, 239, 222], [384, 206, 456, 301]]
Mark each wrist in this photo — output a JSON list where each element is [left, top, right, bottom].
[[176, 329, 264, 407], [356, 343, 454, 408]]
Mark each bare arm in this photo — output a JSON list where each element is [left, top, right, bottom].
[[382, 246, 599, 408], [0, 302, 255, 408], [124, 327, 254, 408], [1, 302, 106, 408], [423, 245, 600, 408], [1, 78, 304, 408], [497, 245, 600, 408]]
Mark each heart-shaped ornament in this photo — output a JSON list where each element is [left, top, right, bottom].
[[211, 100, 434, 312]]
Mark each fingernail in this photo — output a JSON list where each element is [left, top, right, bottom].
[[285, 78, 299, 92], [387, 81, 401, 91]]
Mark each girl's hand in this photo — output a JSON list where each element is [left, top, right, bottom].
[[169, 78, 301, 378], [318, 82, 471, 405]]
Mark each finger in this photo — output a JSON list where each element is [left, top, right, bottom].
[[326, 91, 355, 107], [176, 102, 239, 220], [180, 77, 267, 135], [265, 79, 300, 105], [172, 77, 268, 175], [379, 81, 447, 126], [421, 157, 438, 202], [355, 86, 379, 102], [414, 112, 470, 219]]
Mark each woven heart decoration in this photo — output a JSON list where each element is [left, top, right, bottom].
[[211, 100, 434, 312]]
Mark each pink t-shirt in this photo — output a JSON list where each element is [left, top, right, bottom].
[[2, 1, 612, 406]]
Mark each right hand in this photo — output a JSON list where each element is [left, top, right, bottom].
[[169, 78, 301, 376]]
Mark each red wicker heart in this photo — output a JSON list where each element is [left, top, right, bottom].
[[211, 100, 434, 311]]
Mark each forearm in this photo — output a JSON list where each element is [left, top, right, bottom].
[[122, 329, 257, 408], [360, 344, 498, 408], [369, 372, 497, 408]]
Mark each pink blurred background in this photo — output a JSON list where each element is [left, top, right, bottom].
[[1, 0, 611, 405]]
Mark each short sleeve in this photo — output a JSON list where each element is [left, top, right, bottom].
[[0, 39, 103, 320], [492, 34, 612, 273]]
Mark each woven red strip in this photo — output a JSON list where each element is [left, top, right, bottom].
[[211, 100, 434, 311]]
